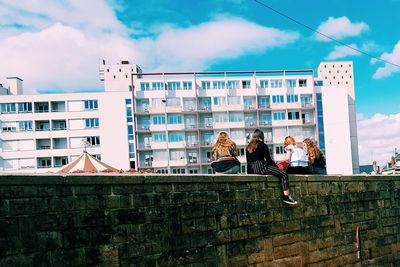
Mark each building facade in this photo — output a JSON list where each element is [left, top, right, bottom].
[[0, 76, 134, 172], [0, 60, 359, 174]]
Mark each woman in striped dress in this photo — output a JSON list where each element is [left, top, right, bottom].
[[246, 129, 298, 205]]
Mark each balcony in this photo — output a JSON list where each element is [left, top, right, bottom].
[[150, 142, 167, 149], [244, 105, 256, 111], [258, 104, 271, 110], [201, 141, 213, 147], [152, 160, 168, 168], [167, 124, 185, 131], [245, 121, 258, 127], [301, 102, 314, 109], [51, 101, 66, 112], [198, 105, 211, 112], [201, 158, 213, 164], [188, 159, 199, 165], [184, 124, 198, 130], [137, 125, 151, 132], [183, 106, 197, 112], [186, 142, 199, 148], [52, 120, 67, 131], [166, 106, 182, 113], [199, 123, 213, 129], [168, 141, 186, 149], [137, 143, 152, 150], [35, 121, 50, 131], [302, 119, 314, 125], [259, 121, 272, 127], [227, 104, 243, 111], [34, 102, 49, 113], [136, 107, 149, 114], [169, 159, 187, 167], [212, 105, 229, 112]]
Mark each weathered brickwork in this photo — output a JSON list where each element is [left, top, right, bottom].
[[0, 174, 399, 266]]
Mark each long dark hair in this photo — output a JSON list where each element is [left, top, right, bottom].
[[246, 129, 265, 153]]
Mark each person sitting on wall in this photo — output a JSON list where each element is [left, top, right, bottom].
[[246, 129, 298, 205], [303, 138, 326, 174], [211, 131, 240, 174], [283, 136, 312, 174]]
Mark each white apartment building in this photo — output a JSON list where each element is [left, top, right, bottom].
[[0, 76, 135, 173], [0, 60, 359, 174]]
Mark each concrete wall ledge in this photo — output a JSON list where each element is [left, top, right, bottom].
[[0, 174, 399, 185]]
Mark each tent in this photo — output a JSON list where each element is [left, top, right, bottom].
[[57, 151, 119, 173]]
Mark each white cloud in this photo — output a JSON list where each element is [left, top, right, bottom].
[[315, 16, 369, 42], [357, 113, 400, 166], [325, 43, 360, 60], [372, 41, 400, 79], [136, 17, 299, 71], [0, 1, 299, 93], [324, 41, 379, 60]]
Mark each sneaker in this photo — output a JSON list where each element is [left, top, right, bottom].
[[282, 195, 298, 205]]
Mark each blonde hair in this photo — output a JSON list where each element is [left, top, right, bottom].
[[303, 138, 324, 164], [212, 132, 237, 160], [284, 136, 296, 147]]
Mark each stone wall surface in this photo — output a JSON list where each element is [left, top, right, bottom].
[[0, 174, 399, 266]]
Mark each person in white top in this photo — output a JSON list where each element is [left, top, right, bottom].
[[283, 136, 311, 174]]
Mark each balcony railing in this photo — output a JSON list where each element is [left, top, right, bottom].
[[259, 121, 272, 126], [198, 105, 211, 111], [137, 125, 150, 131], [37, 145, 51, 150], [301, 103, 313, 108], [244, 105, 256, 110], [185, 124, 197, 130], [245, 121, 257, 127], [258, 104, 271, 109], [201, 141, 213, 147], [183, 106, 197, 112], [199, 123, 213, 129], [186, 142, 199, 148]]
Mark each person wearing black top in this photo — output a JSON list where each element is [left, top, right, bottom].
[[246, 129, 298, 205]]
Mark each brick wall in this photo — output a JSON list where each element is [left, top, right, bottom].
[[0, 174, 399, 266]]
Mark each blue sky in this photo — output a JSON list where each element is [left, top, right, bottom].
[[0, 0, 399, 165]]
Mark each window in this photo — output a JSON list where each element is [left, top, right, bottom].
[[259, 97, 270, 108], [213, 81, 225, 89], [126, 107, 133, 122], [201, 81, 211, 89], [260, 80, 268, 88], [170, 150, 185, 160], [140, 82, 150, 91], [166, 98, 180, 107], [314, 80, 323, 86], [183, 81, 192, 90], [19, 121, 33, 131], [213, 113, 227, 123], [237, 148, 245, 156], [153, 133, 166, 142], [299, 79, 307, 87], [18, 102, 32, 113], [242, 80, 251, 88], [2, 127, 16, 132], [275, 146, 285, 154], [125, 99, 132, 105], [228, 96, 241, 105], [85, 118, 99, 128], [86, 136, 100, 146], [127, 125, 134, 140], [168, 115, 183, 124], [172, 168, 186, 174], [213, 97, 226, 106], [271, 79, 282, 88], [129, 143, 135, 158], [272, 95, 284, 103], [169, 133, 184, 142], [152, 82, 164, 90], [286, 95, 299, 103], [84, 100, 98, 110], [167, 82, 180, 90], [229, 112, 243, 122], [286, 79, 296, 87], [1, 103, 16, 114], [38, 158, 52, 168], [153, 116, 166, 125], [273, 112, 286, 120], [288, 111, 300, 120], [227, 80, 239, 89]]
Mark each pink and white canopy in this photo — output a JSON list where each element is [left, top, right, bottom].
[[57, 152, 119, 173]]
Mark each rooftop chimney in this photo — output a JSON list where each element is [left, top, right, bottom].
[[6, 77, 23, 95]]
